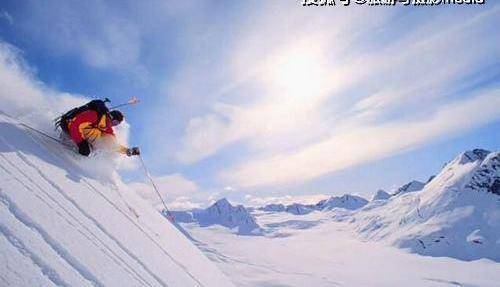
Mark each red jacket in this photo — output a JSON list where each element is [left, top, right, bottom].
[[67, 110, 115, 145]]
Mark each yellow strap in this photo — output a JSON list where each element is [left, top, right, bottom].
[[79, 122, 102, 143], [98, 115, 108, 130]]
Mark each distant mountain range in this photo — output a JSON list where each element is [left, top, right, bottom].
[[172, 149, 500, 262]]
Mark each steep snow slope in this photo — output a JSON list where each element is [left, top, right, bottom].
[[172, 199, 261, 235], [352, 149, 500, 261], [0, 113, 233, 287]]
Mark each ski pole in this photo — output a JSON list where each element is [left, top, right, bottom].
[[138, 154, 175, 222], [109, 97, 140, 109], [17, 122, 73, 148]]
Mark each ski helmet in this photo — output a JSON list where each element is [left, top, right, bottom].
[[110, 110, 124, 126]]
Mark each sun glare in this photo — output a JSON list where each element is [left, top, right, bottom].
[[268, 47, 327, 105]]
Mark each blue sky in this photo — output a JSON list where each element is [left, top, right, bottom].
[[0, 1, 499, 209]]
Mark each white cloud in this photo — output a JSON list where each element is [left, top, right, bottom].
[[173, 8, 393, 163], [167, 196, 202, 211], [0, 42, 88, 129], [172, 5, 500, 189], [130, 173, 198, 207], [221, 90, 500, 188]]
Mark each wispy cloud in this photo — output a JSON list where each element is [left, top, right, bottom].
[[15, 1, 144, 71], [167, 196, 202, 211], [0, 42, 86, 128], [222, 90, 500, 187], [3, 2, 498, 203], [130, 173, 199, 208], [171, 5, 500, 189], [0, 10, 13, 25]]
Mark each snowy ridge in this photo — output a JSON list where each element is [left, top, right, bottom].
[[372, 189, 391, 201], [258, 203, 286, 212], [465, 151, 500, 195], [392, 180, 425, 196], [317, 194, 368, 210], [284, 203, 315, 215], [351, 148, 500, 261], [256, 195, 369, 216], [0, 113, 233, 286], [172, 199, 261, 235]]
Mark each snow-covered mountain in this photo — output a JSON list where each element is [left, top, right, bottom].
[[171, 148, 500, 286], [0, 113, 233, 286], [352, 148, 500, 261], [284, 203, 315, 215], [372, 189, 391, 201], [258, 203, 286, 212], [392, 180, 425, 196], [172, 198, 261, 235], [317, 194, 369, 210]]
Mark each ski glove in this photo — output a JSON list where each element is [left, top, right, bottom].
[[78, 140, 91, 156], [126, 147, 140, 157]]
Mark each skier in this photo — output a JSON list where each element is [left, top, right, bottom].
[[55, 99, 140, 157]]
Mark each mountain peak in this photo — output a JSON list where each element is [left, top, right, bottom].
[[213, 198, 231, 207], [464, 151, 500, 195], [393, 180, 425, 196], [457, 148, 491, 165], [175, 198, 261, 235], [285, 203, 314, 215], [319, 194, 368, 210], [372, 189, 391, 201]]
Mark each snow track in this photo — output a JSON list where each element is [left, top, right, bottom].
[[0, 221, 71, 287], [0, 114, 233, 287], [0, 153, 157, 287]]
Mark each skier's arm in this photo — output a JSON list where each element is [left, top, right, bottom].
[[100, 131, 135, 156], [99, 115, 139, 156]]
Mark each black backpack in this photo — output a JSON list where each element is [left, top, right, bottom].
[[55, 99, 110, 133]]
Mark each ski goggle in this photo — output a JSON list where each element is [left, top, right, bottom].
[[111, 119, 121, 126]]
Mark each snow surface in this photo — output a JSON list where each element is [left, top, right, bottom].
[[173, 149, 500, 286], [182, 210, 500, 287], [0, 113, 233, 287]]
